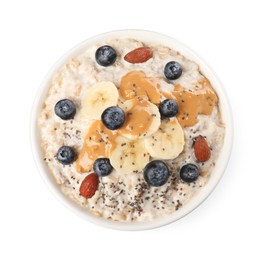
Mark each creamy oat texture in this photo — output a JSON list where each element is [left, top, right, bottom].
[[39, 39, 225, 221]]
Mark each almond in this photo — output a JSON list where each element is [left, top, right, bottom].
[[124, 47, 153, 64], [79, 173, 99, 199], [194, 135, 211, 162]]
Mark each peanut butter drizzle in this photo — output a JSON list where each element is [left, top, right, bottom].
[[76, 71, 217, 173], [119, 71, 162, 104], [76, 120, 118, 173], [119, 97, 153, 137], [171, 78, 218, 127]]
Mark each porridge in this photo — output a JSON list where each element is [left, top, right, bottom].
[[38, 39, 225, 222]]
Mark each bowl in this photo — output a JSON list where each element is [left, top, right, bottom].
[[30, 29, 233, 230]]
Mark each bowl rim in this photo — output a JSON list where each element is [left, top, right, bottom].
[[30, 29, 233, 231]]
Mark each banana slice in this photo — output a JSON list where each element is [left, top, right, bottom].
[[109, 136, 150, 175], [144, 118, 185, 160], [119, 97, 161, 140], [82, 81, 119, 120]]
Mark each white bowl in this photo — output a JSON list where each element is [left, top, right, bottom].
[[30, 30, 233, 231]]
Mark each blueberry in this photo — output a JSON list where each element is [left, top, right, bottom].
[[143, 160, 169, 187], [93, 158, 113, 177], [54, 99, 76, 120], [159, 99, 179, 118], [101, 106, 125, 130], [95, 45, 117, 67], [180, 163, 199, 183], [57, 146, 76, 165], [164, 61, 182, 80]]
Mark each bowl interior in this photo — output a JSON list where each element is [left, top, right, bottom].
[[31, 30, 233, 230]]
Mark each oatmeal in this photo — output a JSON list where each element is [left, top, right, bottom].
[[38, 39, 225, 222]]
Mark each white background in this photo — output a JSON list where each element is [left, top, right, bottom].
[[0, 0, 262, 259]]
